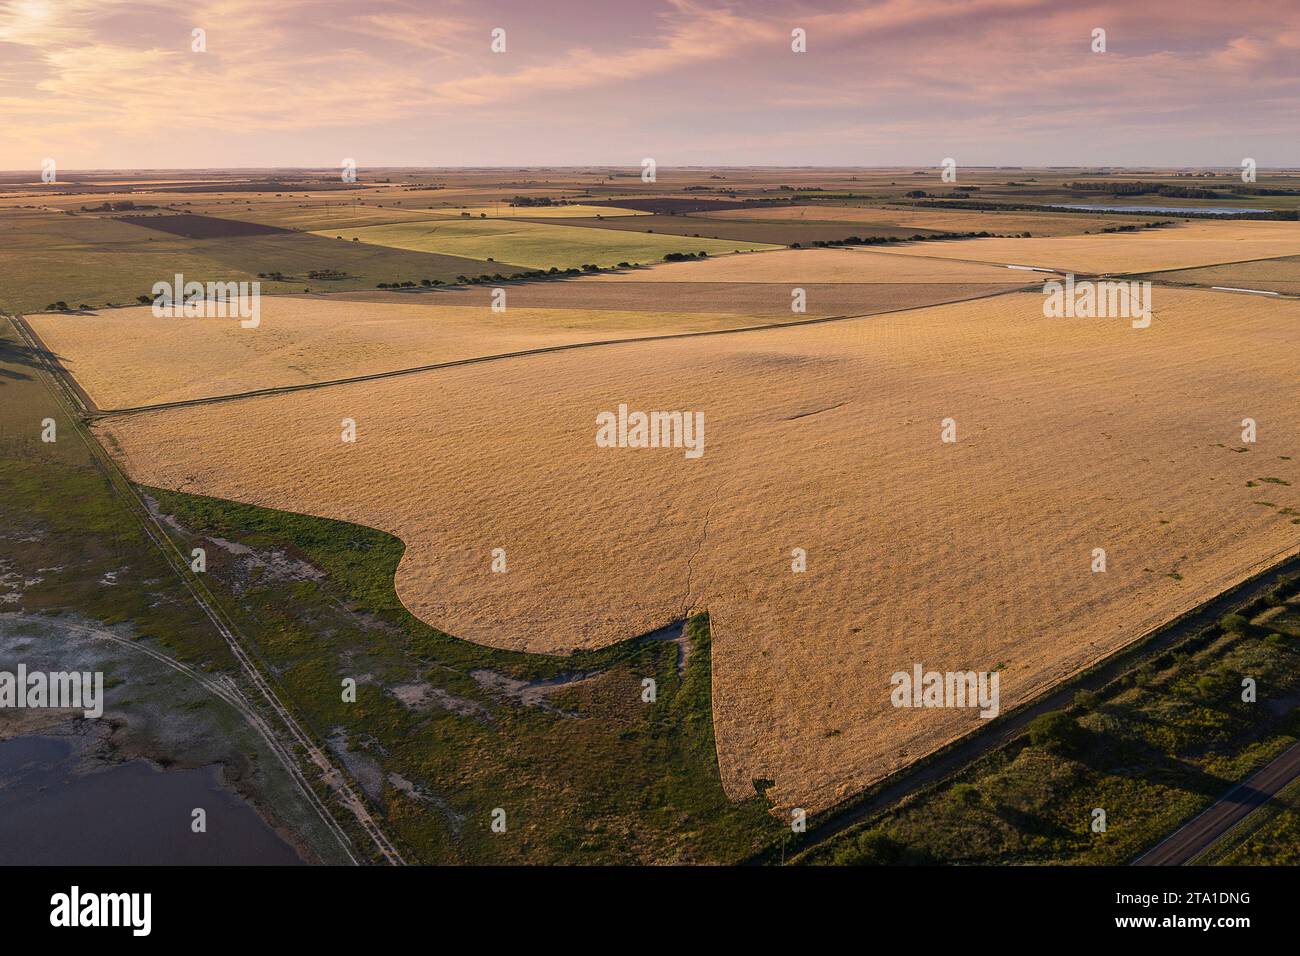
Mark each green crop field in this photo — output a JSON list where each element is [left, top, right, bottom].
[[545, 213, 949, 246], [316, 217, 782, 269]]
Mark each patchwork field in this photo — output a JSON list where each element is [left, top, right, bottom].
[[545, 213, 950, 246], [188, 202, 445, 232], [867, 220, 1300, 274], [91, 287, 1300, 814], [0, 207, 523, 313], [28, 269, 1030, 410], [424, 204, 648, 219], [24, 242, 1036, 413], [117, 213, 293, 238], [316, 218, 782, 269], [704, 204, 1159, 236]]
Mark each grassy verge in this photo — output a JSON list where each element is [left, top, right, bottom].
[[1194, 775, 1300, 865], [798, 575, 1300, 865], [145, 487, 782, 863], [1, 317, 357, 863], [0, 321, 226, 664]]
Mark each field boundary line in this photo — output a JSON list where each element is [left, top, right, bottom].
[[854, 243, 1300, 279], [77, 283, 1039, 419]]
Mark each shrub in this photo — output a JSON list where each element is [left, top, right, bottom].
[[1028, 710, 1082, 751], [1220, 614, 1251, 635], [950, 782, 981, 806], [832, 829, 905, 866]]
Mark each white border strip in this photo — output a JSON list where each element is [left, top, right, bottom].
[[1211, 286, 1281, 296]]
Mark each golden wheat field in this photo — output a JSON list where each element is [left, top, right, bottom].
[[26, 297, 776, 410], [335, 280, 1027, 316], [27, 262, 1031, 410], [92, 286, 1300, 813], [586, 246, 1035, 283], [868, 220, 1300, 274], [1142, 254, 1300, 294]]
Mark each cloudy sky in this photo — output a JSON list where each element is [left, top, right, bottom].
[[1, 0, 1296, 170]]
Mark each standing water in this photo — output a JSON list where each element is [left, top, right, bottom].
[[0, 735, 304, 865]]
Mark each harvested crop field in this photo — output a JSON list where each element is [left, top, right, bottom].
[[312, 218, 780, 269], [26, 298, 766, 410], [427, 204, 648, 219], [867, 221, 1300, 274], [585, 246, 1038, 283], [705, 204, 1158, 236], [1140, 254, 1300, 295], [28, 275, 1027, 410], [342, 279, 1030, 316], [116, 213, 292, 238], [93, 287, 1300, 813]]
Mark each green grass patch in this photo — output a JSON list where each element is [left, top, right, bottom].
[[317, 217, 780, 270], [145, 486, 782, 863]]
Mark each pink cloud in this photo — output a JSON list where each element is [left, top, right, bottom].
[[0, 0, 1296, 168]]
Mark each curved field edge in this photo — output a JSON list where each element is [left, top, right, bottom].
[[142, 485, 783, 864]]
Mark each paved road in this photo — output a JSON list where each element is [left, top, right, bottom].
[[1133, 737, 1300, 866], [779, 549, 1300, 865]]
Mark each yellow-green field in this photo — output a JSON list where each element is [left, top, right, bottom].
[[0, 207, 523, 313], [421, 204, 647, 219], [312, 218, 781, 269]]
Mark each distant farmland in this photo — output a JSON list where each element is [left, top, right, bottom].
[[316, 217, 781, 269], [0, 207, 525, 312], [117, 213, 293, 238], [867, 220, 1300, 274], [547, 213, 951, 246]]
